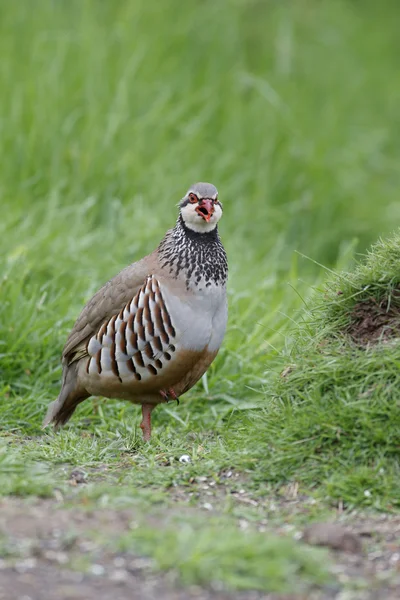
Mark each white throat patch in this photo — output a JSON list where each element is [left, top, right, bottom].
[[180, 203, 222, 233]]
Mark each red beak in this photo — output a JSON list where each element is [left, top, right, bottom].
[[195, 198, 214, 222]]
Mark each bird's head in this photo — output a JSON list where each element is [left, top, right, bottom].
[[179, 182, 222, 233]]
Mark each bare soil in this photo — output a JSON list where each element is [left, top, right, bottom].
[[0, 493, 399, 600], [346, 293, 400, 345]]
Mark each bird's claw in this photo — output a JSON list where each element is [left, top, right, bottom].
[[159, 388, 180, 405]]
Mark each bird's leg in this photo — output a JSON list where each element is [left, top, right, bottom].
[[140, 403, 154, 441], [166, 387, 178, 400], [159, 390, 169, 402], [167, 387, 179, 405], [159, 388, 180, 405]]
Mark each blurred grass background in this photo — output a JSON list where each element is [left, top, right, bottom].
[[0, 0, 400, 460], [1, 0, 400, 271]]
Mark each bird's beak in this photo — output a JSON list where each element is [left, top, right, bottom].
[[195, 198, 214, 222]]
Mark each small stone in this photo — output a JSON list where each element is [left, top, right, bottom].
[[128, 557, 153, 571], [303, 523, 362, 554], [79, 540, 98, 552], [179, 454, 191, 464], [69, 469, 87, 485], [90, 563, 105, 576], [43, 550, 69, 564], [203, 503, 213, 511], [110, 569, 129, 582], [390, 553, 400, 563], [14, 558, 37, 573]]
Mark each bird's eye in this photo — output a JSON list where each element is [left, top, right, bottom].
[[214, 197, 218, 204], [189, 193, 198, 203]]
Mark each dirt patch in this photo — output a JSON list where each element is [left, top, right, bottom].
[[0, 497, 399, 599], [0, 563, 273, 600], [0, 499, 267, 600], [346, 293, 400, 345], [303, 522, 362, 554]]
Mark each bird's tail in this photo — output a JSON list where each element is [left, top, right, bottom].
[[42, 363, 89, 428]]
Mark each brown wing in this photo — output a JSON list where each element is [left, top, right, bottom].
[[63, 257, 151, 363], [84, 274, 180, 386]]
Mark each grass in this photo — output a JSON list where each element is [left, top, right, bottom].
[[0, 442, 53, 497], [1, 0, 400, 594], [255, 232, 400, 511], [117, 517, 329, 592]]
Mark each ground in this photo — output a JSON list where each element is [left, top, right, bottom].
[[0, 491, 400, 600], [1, 0, 400, 597]]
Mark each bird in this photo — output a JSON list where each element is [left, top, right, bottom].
[[43, 182, 228, 441]]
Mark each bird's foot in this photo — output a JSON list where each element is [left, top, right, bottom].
[[159, 388, 180, 405]]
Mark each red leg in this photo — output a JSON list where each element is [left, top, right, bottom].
[[167, 387, 178, 401], [140, 403, 154, 441], [159, 390, 169, 402]]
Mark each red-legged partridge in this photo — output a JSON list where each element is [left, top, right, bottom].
[[43, 183, 228, 440]]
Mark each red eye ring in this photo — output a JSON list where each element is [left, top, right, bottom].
[[189, 193, 198, 204]]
